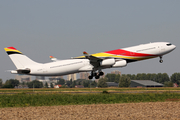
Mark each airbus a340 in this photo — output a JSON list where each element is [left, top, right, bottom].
[[4, 42, 176, 79]]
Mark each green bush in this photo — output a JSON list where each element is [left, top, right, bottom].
[[0, 92, 180, 108]]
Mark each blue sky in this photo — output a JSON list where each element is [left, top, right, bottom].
[[0, 1, 180, 81]]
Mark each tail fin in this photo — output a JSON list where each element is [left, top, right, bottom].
[[4, 47, 41, 69]]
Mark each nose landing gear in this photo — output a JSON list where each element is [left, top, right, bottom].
[[159, 56, 163, 63]]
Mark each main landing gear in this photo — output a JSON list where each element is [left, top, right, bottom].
[[88, 71, 104, 79], [159, 56, 163, 63]]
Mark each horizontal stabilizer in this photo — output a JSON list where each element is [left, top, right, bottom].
[[11, 68, 31, 74]]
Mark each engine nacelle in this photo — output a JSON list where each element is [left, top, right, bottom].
[[100, 59, 115, 66], [112, 60, 127, 68]]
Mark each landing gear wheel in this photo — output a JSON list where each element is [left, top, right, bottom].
[[89, 71, 103, 79], [99, 72, 104, 76], [89, 71, 95, 79], [159, 59, 163, 63], [95, 75, 100, 79], [159, 56, 163, 63], [94, 73, 97, 76], [88, 76, 93, 79]]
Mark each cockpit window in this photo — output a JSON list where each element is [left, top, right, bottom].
[[166, 43, 172, 46]]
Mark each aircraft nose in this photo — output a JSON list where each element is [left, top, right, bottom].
[[172, 45, 176, 50]]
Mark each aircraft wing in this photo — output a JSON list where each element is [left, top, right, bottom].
[[83, 51, 102, 61], [75, 51, 120, 68], [83, 51, 103, 67]]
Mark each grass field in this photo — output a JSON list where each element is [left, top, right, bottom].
[[1, 88, 180, 108], [1, 87, 180, 93]]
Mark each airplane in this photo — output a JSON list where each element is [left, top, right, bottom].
[[4, 42, 176, 79]]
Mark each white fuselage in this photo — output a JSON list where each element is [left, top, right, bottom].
[[123, 42, 175, 56], [26, 59, 91, 76], [24, 42, 176, 76]]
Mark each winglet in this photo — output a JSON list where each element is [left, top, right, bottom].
[[49, 56, 54, 58], [83, 51, 89, 57], [49, 56, 57, 61]]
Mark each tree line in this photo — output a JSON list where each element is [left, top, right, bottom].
[[0, 78, 98, 88], [98, 72, 180, 87], [0, 72, 180, 88]]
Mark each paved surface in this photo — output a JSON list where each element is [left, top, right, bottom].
[[1, 102, 180, 120]]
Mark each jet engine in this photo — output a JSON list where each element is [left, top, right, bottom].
[[112, 60, 127, 68], [100, 59, 115, 66]]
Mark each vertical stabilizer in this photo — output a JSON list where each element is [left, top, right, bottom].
[[4, 47, 41, 69]]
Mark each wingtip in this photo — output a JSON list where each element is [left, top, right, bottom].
[[83, 51, 88, 54], [49, 56, 54, 58]]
